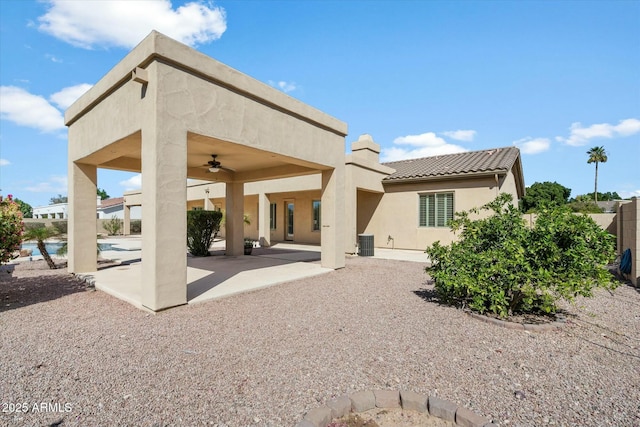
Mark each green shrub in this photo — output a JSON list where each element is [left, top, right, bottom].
[[0, 195, 24, 264], [567, 200, 603, 213], [24, 222, 45, 231], [426, 193, 616, 318], [52, 220, 68, 234], [103, 215, 122, 235], [130, 220, 142, 234], [187, 210, 223, 256]]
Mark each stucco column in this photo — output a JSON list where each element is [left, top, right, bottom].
[[123, 204, 131, 236], [68, 162, 97, 273], [140, 125, 188, 311], [225, 181, 244, 256], [258, 192, 271, 247], [204, 190, 214, 211], [344, 167, 357, 254], [321, 167, 346, 269]]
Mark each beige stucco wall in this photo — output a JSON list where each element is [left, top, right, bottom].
[[362, 175, 506, 250], [67, 31, 347, 311], [618, 198, 639, 286]]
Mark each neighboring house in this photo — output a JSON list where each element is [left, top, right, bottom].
[[124, 136, 525, 252], [33, 197, 141, 220], [597, 200, 622, 213], [32, 202, 68, 219]]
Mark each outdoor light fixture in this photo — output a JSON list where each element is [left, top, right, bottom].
[[208, 167, 220, 173]]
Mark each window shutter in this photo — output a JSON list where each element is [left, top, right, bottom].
[[419, 195, 427, 227]]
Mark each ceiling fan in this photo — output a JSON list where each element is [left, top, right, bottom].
[[203, 154, 235, 173]]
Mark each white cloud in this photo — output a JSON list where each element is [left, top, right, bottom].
[[0, 84, 93, 132], [615, 118, 640, 136], [557, 118, 640, 146], [381, 132, 468, 162], [45, 53, 63, 63], [619, 190, 640, 199], [120, 174, 142, 191], [441, 129, 476, 142], [268, 80, 298, 93], [38, 0, 227, 49], [49, 83, 93, 110], [0, 86, 64, 132], [513, 137, 551, 155], [0, 158, 10, 166], [25, 175, 68, 193]]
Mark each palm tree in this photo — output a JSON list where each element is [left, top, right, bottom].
[[587, 146, 607, 203], [22, 226, 60, 269]]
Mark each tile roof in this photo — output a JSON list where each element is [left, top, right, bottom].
[[98, 197, 124, 209], [382, 146, 520, 182]]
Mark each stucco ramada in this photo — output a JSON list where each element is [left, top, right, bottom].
[[66, 31, 525, 312]]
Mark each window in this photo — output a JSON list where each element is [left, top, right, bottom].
[[192, 206, 203, 211], [312, 200, 321, 231], [269, 203, 277, 230], [419, 193, 454, 227]]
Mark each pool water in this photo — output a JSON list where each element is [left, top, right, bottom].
[[20, 242, 119, 256]]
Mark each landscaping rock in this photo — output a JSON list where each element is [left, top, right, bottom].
[[294, 420, 316, 427], [428, 396, 457, 422], [350, 390, 375, 412], [456, 406, 490, 427], [327, 395, 351, 419], [303, 406, 332, 427], [374, 389, 400, 408], [400, 390, 428, 412]]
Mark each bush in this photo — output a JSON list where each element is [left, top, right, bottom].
[[567, 201, 603, 214], [187, 210, 223, 256], [52, 220, 68, 234], [130, 220, 142, 234], [103, 215, 122, 235], [426, 193, 616, 318], [0, 195, 24, 264], [24, 222, 45, 231]]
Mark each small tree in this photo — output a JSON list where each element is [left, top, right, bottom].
[[22, 225, 60, 269], [97, 188, 110, 200], [187, 210, 223, 256], [0, 195, 24, 264], [13, 197, 33, 218], [50, 194, 68, 204], [520, 181, 571, 212], [426, 193, 616, 318], [103, 215, 122, 236]]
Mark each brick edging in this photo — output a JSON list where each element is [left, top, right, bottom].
[[295, 389, 496, 427], [466, 311, 566, 332]]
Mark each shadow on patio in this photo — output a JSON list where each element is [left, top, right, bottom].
[[86, 242, 330, 310]]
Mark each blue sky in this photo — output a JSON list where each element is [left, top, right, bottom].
[[1, 0, 638, 208]]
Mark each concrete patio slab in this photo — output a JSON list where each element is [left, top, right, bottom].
[[15, 236, 428, 311]]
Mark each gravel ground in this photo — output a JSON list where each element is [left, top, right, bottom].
[[1, 257, 639, 427]]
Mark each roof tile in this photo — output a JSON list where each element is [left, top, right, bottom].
[[382, 146, 520, 182]]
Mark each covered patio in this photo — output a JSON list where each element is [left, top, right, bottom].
[[66, 31, 347, 311], [79, 239, 331, 310]]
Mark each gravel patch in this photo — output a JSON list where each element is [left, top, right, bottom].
[[1, 258, 639, 426]]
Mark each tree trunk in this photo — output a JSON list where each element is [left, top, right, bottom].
[[594, 162, 599, 203], [37, 240, 57, 269]]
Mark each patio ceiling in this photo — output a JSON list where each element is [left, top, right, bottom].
[[76, 130, 327, 183]]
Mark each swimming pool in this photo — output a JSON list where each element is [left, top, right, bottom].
[[20, 242, 120, 256]]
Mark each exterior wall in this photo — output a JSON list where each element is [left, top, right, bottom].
[[98, 205, 124, 219], [363, 175, 515, 250], [33, 203, 68, 219], [618, 198, 639, 287], [265, 190, 322, 245], [183, 180, 323, 245], [587, 213, 617, 235]]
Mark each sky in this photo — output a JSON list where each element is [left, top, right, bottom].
[[0, 0, 639, 208]]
